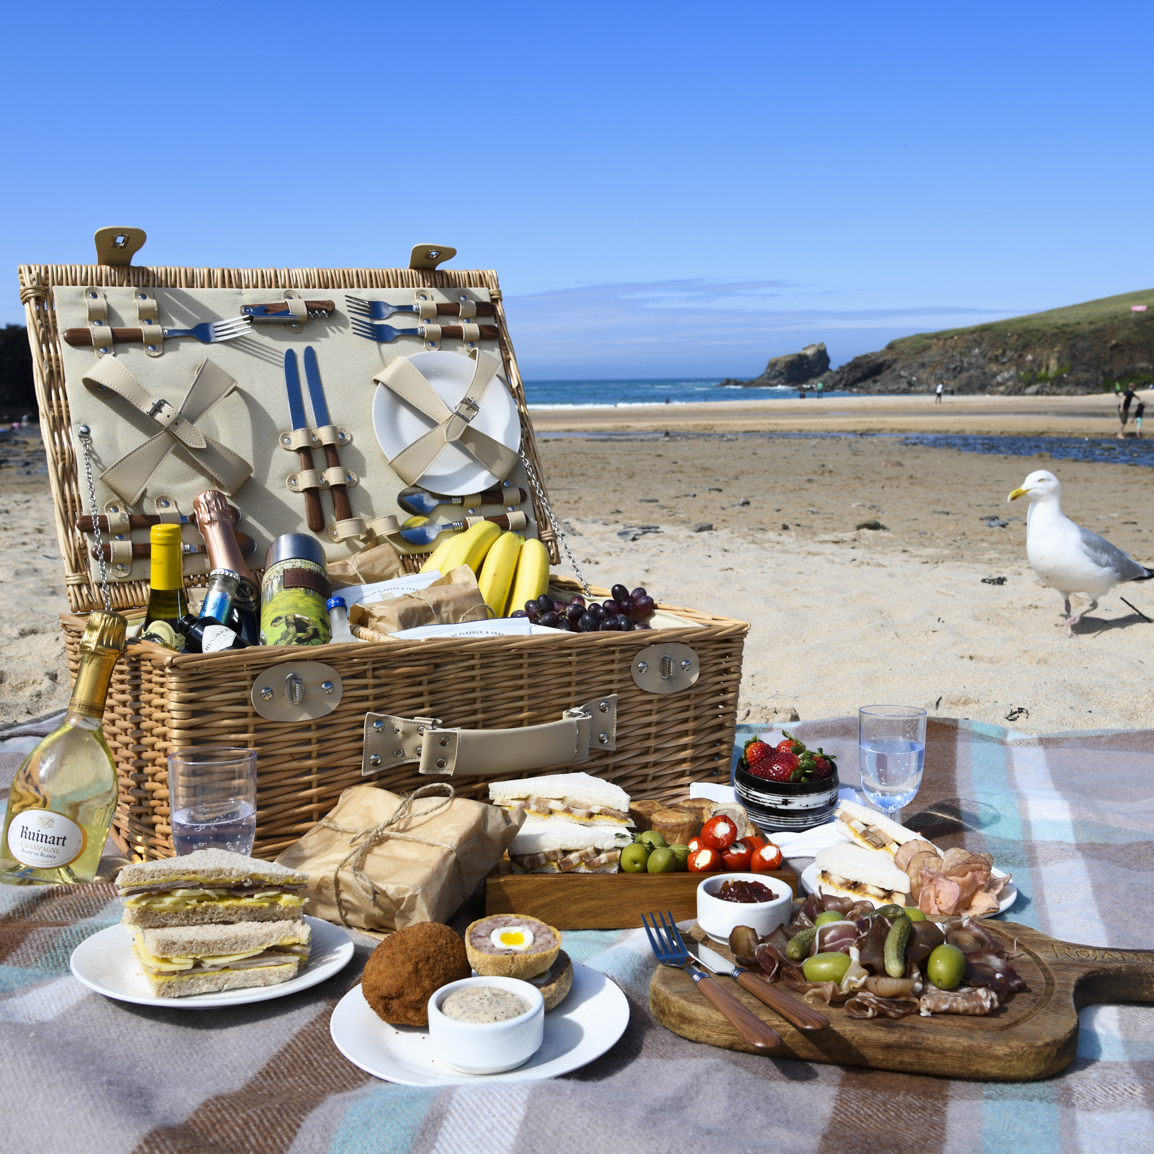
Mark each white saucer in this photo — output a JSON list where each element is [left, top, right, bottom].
[[69, 916, 354, 1007], [330, 962, 629, 1086], [800, 863, 1017, 918], [372, 350, 521, 494]]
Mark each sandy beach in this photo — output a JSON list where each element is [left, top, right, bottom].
[[2, 401, 1151, 733]]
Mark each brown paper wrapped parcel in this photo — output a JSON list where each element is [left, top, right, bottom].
[[275, 783, 524, 935], [348, 565, 489, 640]]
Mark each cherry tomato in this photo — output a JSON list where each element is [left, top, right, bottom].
[[700, 815, 737, 851], [686, 836, 704, 854], [687, 847, 722, 872], [720, 839, 752, 871], [744, 834, 769, 853], [750, 843, 783, 872]]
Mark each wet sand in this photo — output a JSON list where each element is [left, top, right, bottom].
[[2, 405, 1152, 732]]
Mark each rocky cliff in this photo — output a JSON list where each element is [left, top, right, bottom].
[[718, 342, 829, 388], [724, 290, 1154, 395]]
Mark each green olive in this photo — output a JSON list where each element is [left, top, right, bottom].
[[814, 911, 845, 927], [801, 951, 852, 984], [902, 907, 927, 922], [926, 943, 966, 990], [620, 843, 651, 873], [638, 830, 668, 849], [646, 847, 678, 874], [668, 844, 690, 870]]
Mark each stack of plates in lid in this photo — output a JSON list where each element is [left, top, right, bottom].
[[734, 764, 841, 832]]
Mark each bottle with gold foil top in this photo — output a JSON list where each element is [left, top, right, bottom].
[[193, 490, 259, 646], [0, 612, 126, 885], [140, 524, 189, 651]]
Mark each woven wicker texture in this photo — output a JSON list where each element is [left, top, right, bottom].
[[19, 263, 554, 612], [64, 585, 747, 862]]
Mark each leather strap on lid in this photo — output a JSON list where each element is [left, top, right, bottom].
[[282, 290, 308, 333], [314, 424, 352, 447], [153, 495, 181, 523], [82, 356, 252, 504], [415, 298, 439, 321], [280, 427, 319, 452], [84, 287, 113, 355], [283, 567, 331, 597], [102, 501, 131, 536], [421, 323, 442, 351], [135, 288, 163, 357]]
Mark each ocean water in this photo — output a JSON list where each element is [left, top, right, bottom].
[[523, 378, 854, 407]]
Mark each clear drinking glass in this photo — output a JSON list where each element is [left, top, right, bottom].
[[168, 747, 257, 856], [857, 706, 927, 818]]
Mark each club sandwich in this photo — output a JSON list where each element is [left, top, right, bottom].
[[131, 918, 311, 997], [813, 840, 912, 906], [489, 772, 632, 828], [117, 849, 309, 928], [508, 820, 632, 874]]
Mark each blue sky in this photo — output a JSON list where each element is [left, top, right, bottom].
[[3, 2, 1151, 378]]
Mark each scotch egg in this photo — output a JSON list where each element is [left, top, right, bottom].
[[490, 925, 535, 951]]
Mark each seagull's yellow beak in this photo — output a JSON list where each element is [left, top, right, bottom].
[[1008, 487, 1030, 503]]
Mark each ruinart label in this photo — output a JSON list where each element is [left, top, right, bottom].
[[6, 811, 87, 869]]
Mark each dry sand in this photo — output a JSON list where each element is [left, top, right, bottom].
[[2, 406, 1152, 733]]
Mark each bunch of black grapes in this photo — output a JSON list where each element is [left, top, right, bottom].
[[513, 584, 657, 632]]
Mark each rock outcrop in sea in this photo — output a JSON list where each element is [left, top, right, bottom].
[[718, 342, 829, 389]]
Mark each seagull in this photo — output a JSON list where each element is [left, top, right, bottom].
[[1008, 469, 1153, 635]]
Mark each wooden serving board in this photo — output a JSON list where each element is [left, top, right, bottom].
[[649, 922, 1154, 1080], [484, 860, 798, 930]]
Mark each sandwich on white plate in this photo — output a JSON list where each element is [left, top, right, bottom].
[[812, 840, 912, 907], [489, 772, 633, 829], [507, 820, 633, 874], [130, 919, 311, 998], [834, 799, 929, 858], [116, 849, 309, 928]]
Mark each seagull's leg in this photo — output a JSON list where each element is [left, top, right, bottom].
[[1056, 594, 1085, 636]]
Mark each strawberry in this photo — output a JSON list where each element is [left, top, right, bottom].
[[744, 740, 774, 774], [796, 747, 837, 781], [776, 731, 806, 756], [748, 749, 801, 782]]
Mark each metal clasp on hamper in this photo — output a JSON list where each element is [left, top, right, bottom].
[[361, 696, 619, 777], [631, 642, 700, 693], [250, 661, 343, 721]]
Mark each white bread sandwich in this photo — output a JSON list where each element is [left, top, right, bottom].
[[117, 849, 309, 928], [131, 918, 311, 997], [508, 819, 632, 873], [813, 840, 912, 907], [489, 772, 632, 829], [834, 800, 925, 858]]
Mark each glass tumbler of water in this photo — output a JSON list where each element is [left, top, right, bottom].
[[168, 748, 257, 856], [857, 706, 928, 818]]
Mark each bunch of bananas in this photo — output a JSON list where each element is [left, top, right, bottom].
[[419, 523, 549, 616]]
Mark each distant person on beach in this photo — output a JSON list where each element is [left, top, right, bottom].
[[1136, 400, 1145, 437], [1118, 386, 1139, 439], [665, 396, 670, 404], [816, 381, 824, 397], [935, 382, 944, 403]]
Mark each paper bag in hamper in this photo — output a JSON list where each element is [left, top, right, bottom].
[[348, 565, 489, 639], [274, 783, 524, 935]]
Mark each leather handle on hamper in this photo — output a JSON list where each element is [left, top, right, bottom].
[[361, 696, 618, 777]]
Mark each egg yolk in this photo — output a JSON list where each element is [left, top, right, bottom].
[[490, 925, 534, 950]]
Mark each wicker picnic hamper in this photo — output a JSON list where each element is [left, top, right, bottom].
[[25, 236, 749, 862]]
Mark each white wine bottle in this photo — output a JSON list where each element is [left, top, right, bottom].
[[140, 524, 188, 650], [0, 611, 126, 885]]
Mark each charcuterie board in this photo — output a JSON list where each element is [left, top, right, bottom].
[[484, 859, 798, 930], [649, 922, 1154, 1080]]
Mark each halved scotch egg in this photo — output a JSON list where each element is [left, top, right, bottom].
[[465, 915, 560, 980]]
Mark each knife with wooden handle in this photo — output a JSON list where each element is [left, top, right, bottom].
[[302, 347, 353, 527], [89, 533, 256, 561], [76, 507, 240, 533], [284, 349, 325, 533]]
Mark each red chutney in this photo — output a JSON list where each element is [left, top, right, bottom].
[[716, 879, 776, 904]]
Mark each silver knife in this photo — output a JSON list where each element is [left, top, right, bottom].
[[687, 938, 829, 1031], [283, 350, 324, 533], [302, 346, 354, 527]]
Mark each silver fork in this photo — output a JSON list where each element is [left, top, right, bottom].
[[346, 296, 424, 321], [61, 317, 251, 349], [642, 911, 781, 1051], [348, 318, 425, 343]]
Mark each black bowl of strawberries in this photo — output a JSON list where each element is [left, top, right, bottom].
[[733, 733, 840, 832]]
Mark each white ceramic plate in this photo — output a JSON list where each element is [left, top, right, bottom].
[[372, 350, 521, 495], [69, 916, 354, 1008], [800, 863, 1018, 919], [330, 962, 629, 1086]]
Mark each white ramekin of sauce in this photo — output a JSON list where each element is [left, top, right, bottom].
[[696, 872, 794, 945], [427, 976, 545, 1074]]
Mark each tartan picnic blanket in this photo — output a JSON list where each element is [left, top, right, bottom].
[[1, 716, 1152, 1154]]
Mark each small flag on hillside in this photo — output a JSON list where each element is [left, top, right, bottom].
[[1131, 305, 1147, 312]]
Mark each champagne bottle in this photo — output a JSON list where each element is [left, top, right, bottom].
[[0, 611, 126, 885], [141, 524, 188, 648], [175, 614, 250, 654], [194, 490, 259, 645], [198, 568, 241, 628]]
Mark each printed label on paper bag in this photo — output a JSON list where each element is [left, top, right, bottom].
[[6, 810, 87, 869]]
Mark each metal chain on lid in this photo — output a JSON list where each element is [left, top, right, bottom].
[[519, 449, 591, 598], [77, 425, 113, 612]]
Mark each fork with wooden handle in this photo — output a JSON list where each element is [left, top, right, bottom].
[[62, 318, 250, 346], [643, 912, 781, 1051]]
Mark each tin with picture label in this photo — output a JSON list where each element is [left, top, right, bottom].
[[259, 534, 332, 646]]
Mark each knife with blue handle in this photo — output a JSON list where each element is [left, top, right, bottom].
[[687, 938, 829, 1031], [283, 349, 324, 532], [303, 347, 353, 527]]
